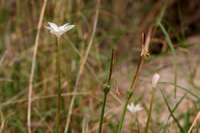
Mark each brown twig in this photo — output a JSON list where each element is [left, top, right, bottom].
[[115, 64, 121, 96], [130, 26, 153, 90], [108, 49, 114, 84], [130, 33, 145, 90]]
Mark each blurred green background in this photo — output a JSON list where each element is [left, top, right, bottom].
[[0, 0, 200, 132]]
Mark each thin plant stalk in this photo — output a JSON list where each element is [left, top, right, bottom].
[[130, 56, 144, 89], [130, 33, 145, 90], [56, 37, 62, 133], [98, 85, 110, 133], [130, 31, 151, 90], [117, 90, 133, 133], [144, 87, 157, 133], [117, 32, 151, 133], [98, 49, 114, 133]]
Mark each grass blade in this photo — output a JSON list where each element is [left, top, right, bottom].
[[159, 82, 200, 100], [163, 94, 187, 133], [158, 22, 177, 98], [168, 94, 187, 120], [160, 88, 185, 133]]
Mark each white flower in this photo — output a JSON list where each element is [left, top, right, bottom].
[[45, 22, 75, 37], [127, 103, 143, 113], [152, 73, 160, 87]]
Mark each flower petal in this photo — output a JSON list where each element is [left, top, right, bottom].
[[48, 22, 58, 31], [127, 103, 142, 113], [46, 22, 74, 37], [59, 23, 69, 30], [63, 25, 75, 32], [45, 26, 52, 30]]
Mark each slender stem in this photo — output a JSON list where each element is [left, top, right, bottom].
[[98, 85, 110, 133], [116, 33, 146, 133], [116, 36, 145, 133], [56, 37, 62, 133], [116, 34, 145, 132], [107, 49, 114, 85], [130, 56, 144, 90], [98, 49, 114, 133], [117, 90, 133, 133], [144, 87, 157, 133]]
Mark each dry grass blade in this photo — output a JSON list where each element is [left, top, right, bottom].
[[0, 50, 8, 67], [2, 92, 90, 107], [64, 0, 101, 132], [82, 118, 89, 133], [0, 109, 5, 133], [27, 0, 48, 133], [188, 111, 200, 133]]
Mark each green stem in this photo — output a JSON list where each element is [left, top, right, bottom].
[[117, 90, 133, 133], [56, 37, 62, 133], [98, 84, 110, 133], [144, 87, 157, 133], [98, 49, 114, 133]]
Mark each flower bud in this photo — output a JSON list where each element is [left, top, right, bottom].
[[152, 73, 160, 87]]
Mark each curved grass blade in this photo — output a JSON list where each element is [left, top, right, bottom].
[[158, 22, 177, 98], [159, 82, 200, 100]]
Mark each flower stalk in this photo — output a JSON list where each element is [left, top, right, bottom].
[[56, 37, 62, 133], [144, 86, 156, 133], [45, 22, 74, 132], [117, 89, 133, 133], [116, 32, 150, 133], [144, 73, 160, 133], [130, 32, 146, 90]]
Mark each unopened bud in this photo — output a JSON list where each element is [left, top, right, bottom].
[[103, 84, 110, 94], [152, 73, 160, 87]]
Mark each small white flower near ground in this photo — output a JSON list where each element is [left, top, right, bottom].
[[127, 103, 143, 113], [45, 22, 75, 37], [152, 73, 160, 88]]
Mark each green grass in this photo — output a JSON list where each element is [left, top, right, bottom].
[[0, 0, 199, 132], [160, 88, 185, 133]]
